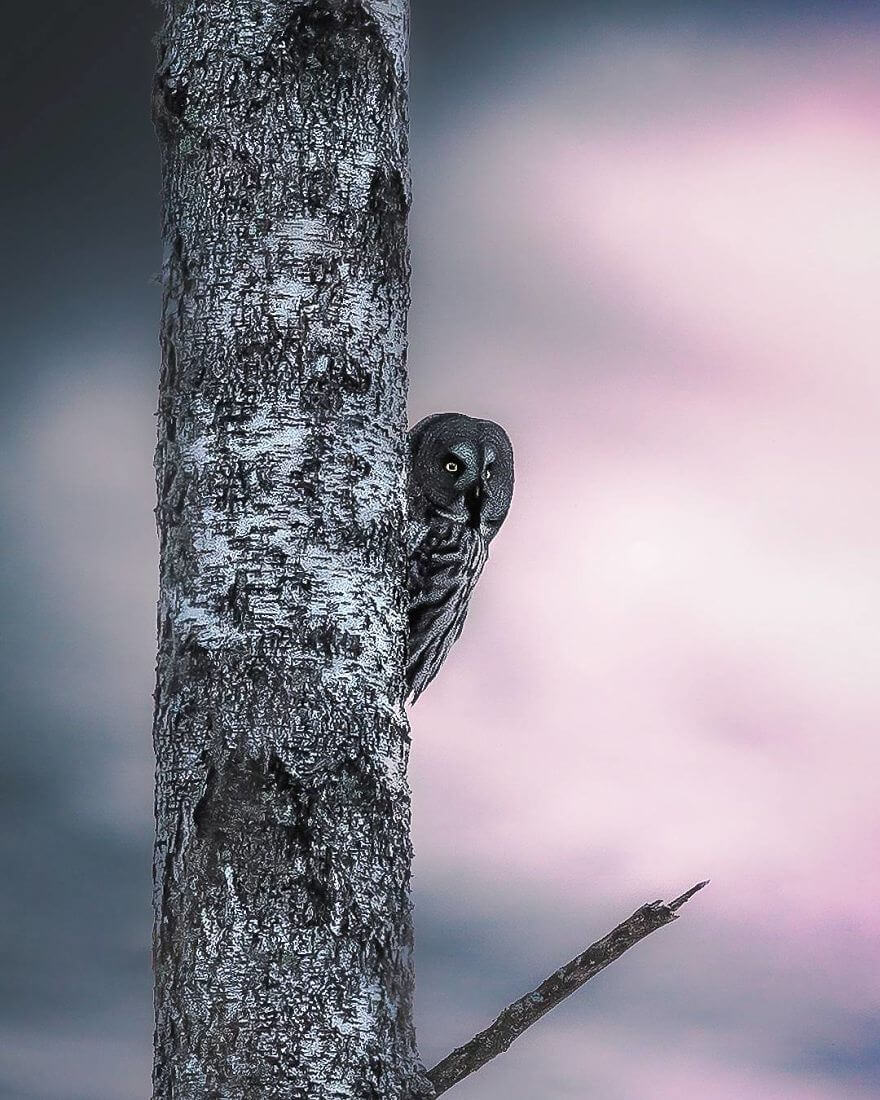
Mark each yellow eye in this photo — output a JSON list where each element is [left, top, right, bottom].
[[445, 461, 459, 474]]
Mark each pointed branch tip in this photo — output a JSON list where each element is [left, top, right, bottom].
[[424, 877, 709, 1097], [668, 879, 710, 911]]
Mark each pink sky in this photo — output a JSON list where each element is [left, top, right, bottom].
[[407, 25, 880, 1097]]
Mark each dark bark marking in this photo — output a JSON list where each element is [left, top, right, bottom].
[[302, 350, 374, 415], [303, 166, 337, 214], [283, 0, 394, 85], [214, 459, 253, 512], [302, 618, 364, 660], [192, 766, 218, 838], [365, 165, 410, 280], [163, 338, 178, 389], [191, 750, 343, 927], [226, 570, 251, 628], [152, 68, 189, 140], [180, 634, 213, 682]]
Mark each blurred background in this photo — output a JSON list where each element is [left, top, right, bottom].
[[2, 2, 879, 1097]]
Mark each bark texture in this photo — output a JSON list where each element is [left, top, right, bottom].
[[151, 2, 422, 1096]]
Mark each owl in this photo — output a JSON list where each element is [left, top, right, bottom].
[[406, 412, 514, 703]]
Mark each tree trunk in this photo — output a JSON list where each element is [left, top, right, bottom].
[[151, 2, 423, 1097]]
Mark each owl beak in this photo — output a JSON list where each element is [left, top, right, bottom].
[[465, 478, 488, 528]]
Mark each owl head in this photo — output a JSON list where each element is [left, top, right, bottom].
[[409, 412, 514, 536]]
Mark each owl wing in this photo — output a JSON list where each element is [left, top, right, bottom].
[[406, 527, 488, 703]]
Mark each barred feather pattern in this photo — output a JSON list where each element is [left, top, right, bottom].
[[406, 515, 489, 703]]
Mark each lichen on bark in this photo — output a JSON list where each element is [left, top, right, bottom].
[[151, 1, 424, 1096]]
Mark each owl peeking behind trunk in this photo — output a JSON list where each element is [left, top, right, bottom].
[[406, 413, 514, 703]]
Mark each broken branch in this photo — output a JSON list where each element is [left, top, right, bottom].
[[427, 880, 708, 1096]]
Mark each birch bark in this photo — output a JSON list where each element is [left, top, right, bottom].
[[151, 2, 423, 1096]]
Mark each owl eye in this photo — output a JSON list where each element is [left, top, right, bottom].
[[444, 460, 459, 474], [485, 467, 493, 479]]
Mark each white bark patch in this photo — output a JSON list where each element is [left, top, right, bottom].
[[172, 597, 241, 645]]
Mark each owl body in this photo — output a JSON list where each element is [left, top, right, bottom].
[[406, 413, 514, 703]]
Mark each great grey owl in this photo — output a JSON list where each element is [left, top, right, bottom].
[[406, 412, 514, 703]]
